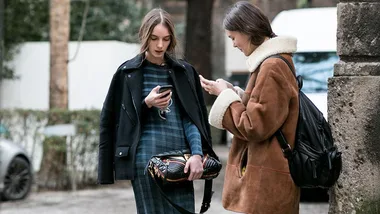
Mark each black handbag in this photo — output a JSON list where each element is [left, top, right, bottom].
[[146, 150, 222, 214]]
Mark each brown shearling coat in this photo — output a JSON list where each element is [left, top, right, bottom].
[[209, 37, 300, 214]]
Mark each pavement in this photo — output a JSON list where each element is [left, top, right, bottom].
[[0, 144, 328, 214]]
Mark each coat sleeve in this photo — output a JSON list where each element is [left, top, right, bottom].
[[209, 61, 293, 143], [98, 71, 121, 184]]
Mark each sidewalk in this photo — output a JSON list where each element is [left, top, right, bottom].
[[0, 144, 328, 214]]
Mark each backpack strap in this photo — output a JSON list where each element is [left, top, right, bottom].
[[272, 55, 295, 73], [268, 54, 296, 159], [270, 55, 303, 89], [275, 128, 293, 159]]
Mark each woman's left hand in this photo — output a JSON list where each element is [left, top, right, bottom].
[[184, 155, 204, 181], [199, 75, 230, 96]]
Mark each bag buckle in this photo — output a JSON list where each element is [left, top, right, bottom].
[[282, 144, 292, 158]]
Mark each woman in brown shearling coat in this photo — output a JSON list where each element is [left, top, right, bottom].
[[200, 2, 300, 214]]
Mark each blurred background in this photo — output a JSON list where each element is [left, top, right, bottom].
[[0, 0, 338, 211]]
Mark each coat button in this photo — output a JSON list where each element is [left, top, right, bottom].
[[119, 152, 122, 155], [127, 74, 131, 78], [168, 70, 172, 73]]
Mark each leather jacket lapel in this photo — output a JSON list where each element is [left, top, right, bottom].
[[125, 69, 143, 117], [169, 69, 208, 140]]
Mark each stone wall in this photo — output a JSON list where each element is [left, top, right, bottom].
[[328, 0, 380, 213]]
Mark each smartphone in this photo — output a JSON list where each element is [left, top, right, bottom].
[[159, 85, 173, 97], [159, 85, 173, 93]]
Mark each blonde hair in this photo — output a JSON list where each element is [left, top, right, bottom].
[[138, 8, 177, 56]]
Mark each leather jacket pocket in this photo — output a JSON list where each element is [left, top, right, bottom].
[[115, 146, 130, 158]]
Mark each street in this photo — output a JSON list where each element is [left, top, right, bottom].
[[0, 145, 328, 214]]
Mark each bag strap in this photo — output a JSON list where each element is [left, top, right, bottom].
[[266, 54, 295, 159], [149, 175, 214, 214]]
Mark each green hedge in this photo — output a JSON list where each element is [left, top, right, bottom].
[[0, 107, 225, 190], [0, 109, 101, 190]]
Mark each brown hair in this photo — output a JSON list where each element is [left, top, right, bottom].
[[138, 8, 177, 56], [223, 1, 276, 46]]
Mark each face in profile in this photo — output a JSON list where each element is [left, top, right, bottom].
[[225, 30, 256, 56], [146, 24, 171, 61]]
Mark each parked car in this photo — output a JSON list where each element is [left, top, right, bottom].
[[0, 138, 33, 201]]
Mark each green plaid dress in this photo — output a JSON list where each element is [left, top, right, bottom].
[[131, 61, 202, 214]]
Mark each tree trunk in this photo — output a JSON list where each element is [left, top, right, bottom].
[[212, 0, 236, 80], [37, 0, 70, 191], [185, 0, 214, 105], [49, 0, 70, 109]]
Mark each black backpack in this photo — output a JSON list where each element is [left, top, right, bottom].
[[271, 55, 342, 189]]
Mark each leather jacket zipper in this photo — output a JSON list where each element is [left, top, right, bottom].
[[122, 103, 136, 126]]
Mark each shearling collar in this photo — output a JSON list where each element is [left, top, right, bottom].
[[246, 36, 297, 72]]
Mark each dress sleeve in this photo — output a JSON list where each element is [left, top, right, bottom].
[[182, 116, 203, 157]]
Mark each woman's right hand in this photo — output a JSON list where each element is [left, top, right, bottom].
[[144, 86, 172, 109], [199, 75, 234, 96]]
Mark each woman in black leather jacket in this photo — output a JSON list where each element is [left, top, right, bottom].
[[97, 8, 216, 214]]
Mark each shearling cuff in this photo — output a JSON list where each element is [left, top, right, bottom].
[[209, 89, 242, 129]]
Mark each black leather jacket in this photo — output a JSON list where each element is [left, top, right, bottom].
[[98, 54, 215, 184]]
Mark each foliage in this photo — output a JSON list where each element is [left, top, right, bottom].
[[70, 0, 147, 42], [297, 0, 311, 8], [2, 0, 148, 79], [3, 0, 49, 79]]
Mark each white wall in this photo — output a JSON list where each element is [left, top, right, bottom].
[[1, 42, 50, 110], [0, 40, 247, 110], [0, 41, 140, 110], [67, 41, 140, 110]]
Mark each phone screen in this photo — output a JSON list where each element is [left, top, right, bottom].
[[159, 85, 173, 94]]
